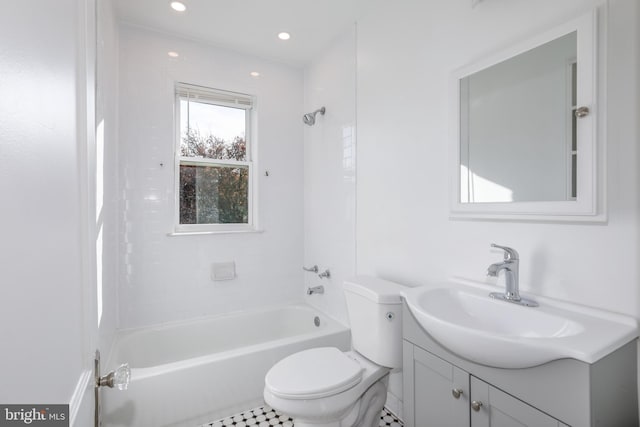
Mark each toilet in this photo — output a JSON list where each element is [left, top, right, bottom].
[[264, 276, 404, 427]]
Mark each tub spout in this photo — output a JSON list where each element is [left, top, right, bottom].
[[307, 285, 324, 295]]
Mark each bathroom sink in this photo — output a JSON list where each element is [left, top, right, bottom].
[[401, 280, 638, 368]]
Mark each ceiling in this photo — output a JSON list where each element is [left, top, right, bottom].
[[113, 0, 374, 67]]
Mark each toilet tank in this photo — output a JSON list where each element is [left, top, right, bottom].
[[343, 276, 404, 368]]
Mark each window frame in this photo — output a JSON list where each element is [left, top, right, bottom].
[[173, 82, 258, 234]]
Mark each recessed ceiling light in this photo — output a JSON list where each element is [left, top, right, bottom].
[[250, 71, 260, 77], [170, 1, 186, 12], [278, 32, 291, 41], [168, 51, 179, 58]]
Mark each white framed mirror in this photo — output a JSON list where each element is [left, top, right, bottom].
[[449, 10, 604, 222]]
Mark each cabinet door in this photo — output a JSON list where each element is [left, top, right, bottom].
[[404, 342, 469, 427], [470, 376, 567, 427]]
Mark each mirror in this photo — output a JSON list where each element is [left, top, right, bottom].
[[460, 32, 577, 203], [450, 10, 603, 221]]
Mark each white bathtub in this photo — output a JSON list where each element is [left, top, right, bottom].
[[102, 304, 350, 427]]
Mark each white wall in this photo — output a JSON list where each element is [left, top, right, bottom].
[[303, 28, 357, 326], [356, 0, 639, 415], [117, 26, 305, 329], [0, 0, 95, 418]]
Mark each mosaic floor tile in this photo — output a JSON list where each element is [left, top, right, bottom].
[[200, 405, 403, 427], [379, 407, 403, 427]]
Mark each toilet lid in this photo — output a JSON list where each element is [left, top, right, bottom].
[[265, 347, 363, 400]]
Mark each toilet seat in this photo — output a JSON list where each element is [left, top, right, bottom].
[[265, 347, 363, 400]]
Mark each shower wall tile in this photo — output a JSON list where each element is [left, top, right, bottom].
[[96, 0, 120, 358], [303, 27, 357, 327], [117, 26, 305, 329]]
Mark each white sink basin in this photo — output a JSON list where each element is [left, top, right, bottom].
[[401, 280, 638, 368]]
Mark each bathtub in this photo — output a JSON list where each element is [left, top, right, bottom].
[[102, 304, 350, 427]]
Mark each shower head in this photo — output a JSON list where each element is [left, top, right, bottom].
[[303, 107, 326, 126], [302, 113, 315, 126]]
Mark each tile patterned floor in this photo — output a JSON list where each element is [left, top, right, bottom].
[[200, 405, 403, 427], [379, 407, 404, 427]]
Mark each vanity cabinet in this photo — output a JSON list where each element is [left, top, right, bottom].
[[405, 342, 567, 427], [403, 305, 638, 427], [406, 343, 469, 426], [468, 376, 566, 427]]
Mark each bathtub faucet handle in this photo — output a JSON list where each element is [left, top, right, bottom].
[[303, 265, 319, 273], [318, 269, 331, 279]]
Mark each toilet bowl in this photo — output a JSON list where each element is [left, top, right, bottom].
[[264, 347, 389, 427], [263, 276, 405, 427]]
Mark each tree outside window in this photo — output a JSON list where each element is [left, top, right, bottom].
[[175, 84, 255, 232]]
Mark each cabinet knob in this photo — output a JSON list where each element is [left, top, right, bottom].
[[451, 388, 463, 399], [575, 106, 590, 118], [471, 400, 483, 412]]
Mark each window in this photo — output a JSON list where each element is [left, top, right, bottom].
[[175, 83, 255, 232]]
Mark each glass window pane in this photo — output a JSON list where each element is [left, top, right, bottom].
[[180, 99, 247, 161], [179, 163, 249, 224]]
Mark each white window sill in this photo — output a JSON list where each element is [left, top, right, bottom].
[[167, 228, 264, 237]]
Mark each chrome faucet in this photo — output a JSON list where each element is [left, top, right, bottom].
[[487, 243, 538, 307], [307, 285, 324, 295]]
